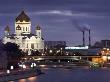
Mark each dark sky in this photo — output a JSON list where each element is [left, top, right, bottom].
[[0, 0, 110, 46]]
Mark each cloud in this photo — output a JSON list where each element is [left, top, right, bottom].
[[0, 0, 110, 46], [28, 10, 91, 17]]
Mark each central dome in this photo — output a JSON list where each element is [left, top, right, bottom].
[[15, 11, 30, 22]]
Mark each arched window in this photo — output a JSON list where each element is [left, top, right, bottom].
[[31, 44, 34, 49]]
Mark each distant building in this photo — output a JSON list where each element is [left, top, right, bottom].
[[101, 40, 110, 48], [93, 40, 110, 48], [3, 11, 44, 53], [93, 41, 102, 48], [45, 41, 66, 49], [65, 47, 101, 56]]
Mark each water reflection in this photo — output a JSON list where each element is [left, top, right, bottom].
[[28, 77, 37, 82], [13, 67, 110, 82], [9, 81, 14, 82], [18, 79, 26, 82]]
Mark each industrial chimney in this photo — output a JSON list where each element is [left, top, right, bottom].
[[82, 30, 85, 46], [88, 29, 91, 47]]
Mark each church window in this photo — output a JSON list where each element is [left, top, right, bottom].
[[27, 44, 28, 48], [31, 44, 34, 49], [26, 27, 27, 31], [23, 27, 25, 31]]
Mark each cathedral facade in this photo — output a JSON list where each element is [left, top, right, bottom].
[[3, 11, 44, 52]]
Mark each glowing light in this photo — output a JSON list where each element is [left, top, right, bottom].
[[33, 63, 36, 67], [107, 48, 110, 51], [22, 65, 26, 69], [58, 60, 60, 63], [19, 79, 26, 82], [19, 64, 23, 67], [10, 66, 14, 70], [66, 53, 68, 55], [108, 56, 110, 60], [103, 48, 106, 50], [102, 56, 107, 61], [34, 58, 43, 60], [39, 65, 46, 67], [65, 46, 89, 50], [28, 76, 37, 82], [49, 50, 52, 53], [31, 64, 34, 68], [7, 70, 10, 74], [42, 53, 44, 56], [57, 50, 60, 53], [9, 81, 14, 82]]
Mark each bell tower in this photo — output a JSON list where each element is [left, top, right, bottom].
[[4, 25, 10, 36], [36, 25, 42, 38]]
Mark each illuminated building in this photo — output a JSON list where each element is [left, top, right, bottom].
[[3, 11, 44, 53]]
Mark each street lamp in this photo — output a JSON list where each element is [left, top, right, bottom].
[[49, 50, 52, 53], [10, 66, 14, 70], [22, 64, 26, 69], [7, 70, 10, 74]]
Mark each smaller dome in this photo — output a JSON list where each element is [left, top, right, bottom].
[[36, 25, 41, 30], [5, 25, 10, 31], [16, 25, 21, 30]]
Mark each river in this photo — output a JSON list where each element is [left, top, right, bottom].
[[11, 67, 110, 82]]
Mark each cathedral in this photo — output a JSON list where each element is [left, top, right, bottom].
[[3, 11, 44, 53]]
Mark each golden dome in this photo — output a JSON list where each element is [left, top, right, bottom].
[[15, 11, 30, 22]]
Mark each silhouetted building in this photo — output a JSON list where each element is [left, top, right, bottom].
[[45, 41, 66, 49], [0, 51, 7, 69], [93, 40, 110, 48], [93, 41, 102, 48], [101, 40, 110, 48]]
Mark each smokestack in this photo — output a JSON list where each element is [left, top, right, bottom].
[[83, 31, 85, 46], [72, 20, 90, 46], [89, 29, 91, 47]]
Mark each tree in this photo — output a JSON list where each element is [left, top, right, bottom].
[[3, 42, 22, 60]]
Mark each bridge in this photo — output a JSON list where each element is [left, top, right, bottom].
[[21, 55, 102, 67], [23, 55, 101, 61]]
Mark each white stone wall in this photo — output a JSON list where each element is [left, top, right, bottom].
[[16, 30, 22, 36], [36, 30, 41, 38], [10, 36, 44, 51], [3, 13, 44, 53], [3, 36, 44, 52], [3, 37, 15, 44]]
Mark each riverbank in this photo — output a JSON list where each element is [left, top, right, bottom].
[[0, 68, 42, 82]]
